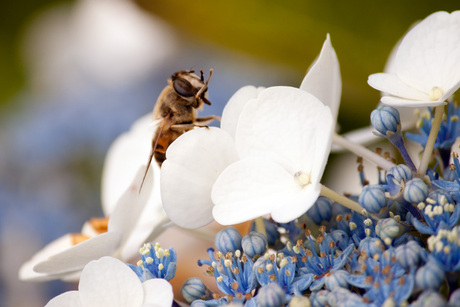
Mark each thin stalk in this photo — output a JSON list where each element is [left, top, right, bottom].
[[418, 106, 444, 176], [332, 133, 396, 171], [320, 185, 366, 215]]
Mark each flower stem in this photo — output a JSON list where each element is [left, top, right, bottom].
[[254, 217, 267, 238], [320, 185, 367, 215], [332, 133, 395, 171], [418, 105, 444, 176]]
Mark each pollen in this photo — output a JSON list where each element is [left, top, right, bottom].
[[294, 170, 311, 186]]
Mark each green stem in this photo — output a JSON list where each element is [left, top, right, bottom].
[[332, 133, 395, 171], [418, 105, 444, 176], [254, 217, 267, 238]]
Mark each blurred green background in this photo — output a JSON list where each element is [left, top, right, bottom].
[[1, 0, 458, 128]]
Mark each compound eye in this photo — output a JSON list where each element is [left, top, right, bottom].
[[173, 78, 197, 98]]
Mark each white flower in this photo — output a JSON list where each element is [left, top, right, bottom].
[[20, 116, 168, 281], [212, 86, 333, 224], [161, 35, 339, 228], [45, 256, 173, 307], [368, 11, 460, 107]]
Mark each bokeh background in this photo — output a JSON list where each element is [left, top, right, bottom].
[[1, 1, 458, 305]]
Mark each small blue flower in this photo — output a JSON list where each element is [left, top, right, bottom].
[[128, 242, 177, 282], [292, 228, 354, 291], [198, 248, 257, 299], [427, 226, 460, 272], [411, 190, 460, 235], [254, 253, 307, 294]]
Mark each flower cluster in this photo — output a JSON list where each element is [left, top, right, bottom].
[[20, 9, 460, 307]]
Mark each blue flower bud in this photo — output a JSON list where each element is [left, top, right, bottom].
[[375, 218, 400, 245], [403, 178, 428, 204], [257, 283, 286, 307], [250, 219, 279, 247], [325, 270, 349, 290], [371, 105, 400, 135], [395, 240, 423, 270], [415, 260, 445, 290], [359, 237, 384, 258], [214, 227, 242, 254], [327, 288, 363, 307], [359, 185, 387, 214], [387, 164, 413, 183], [310, 290, 330, 307], [307, 196, 333, 224], [181, 278, 212, 303], [242, 232, 267, 258]]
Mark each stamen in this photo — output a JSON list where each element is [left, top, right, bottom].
[[429, 86, 443, 101]]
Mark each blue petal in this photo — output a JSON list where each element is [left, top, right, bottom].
[[412, 218, 436, 235]]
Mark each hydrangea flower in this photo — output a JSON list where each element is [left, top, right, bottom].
[[368, 11, 460, 107], [20, 165, 157, 281], [161, 35, 340, 228], [45, 256, 173, 307], [20, 115, 168, 281]]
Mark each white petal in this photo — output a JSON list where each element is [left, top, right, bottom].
[[142, 279, 173, 306], [300, 34, 341, 121], [161, 127, 238, 228], [107, 165, 153, 248], [19, 233, 75, 281], [33, 232, 122, 274], [45, 291, 82, 307], [236, 86, 333, 178], [395, 11, 460, 95], [79, 257, 143, 307], [101, 113, 157, 216], [368, 73, 429, 101], [381, 95, 446, 108], [212, 158, 319, 224], [220, 85, 265, 138]]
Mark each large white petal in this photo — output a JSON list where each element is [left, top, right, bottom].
[[395, 11, 460, 95], [300, 34, 341, 121], [33, 232, 122, 274], [212, 158, 315, 224], [368, 73, 429, 101], [45, 291, 82, 307], [79, 257, 143, 307], [142, 278, 173, 306], [161, 127, 238, 228], [101, 113, 157, 216], [236, 86, 333, 175], [220, 85, 265, 138]]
